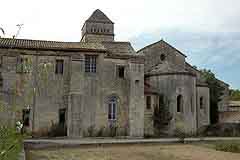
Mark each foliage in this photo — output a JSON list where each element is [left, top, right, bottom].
[[152, 97, 173, 136], [230, 89, 240, 101], [174, 115, 187, 142], [215, 142, 240, 153], [202, 123, 240, 137], [47, 122, 67, 137], [0, 126, 23, 160], [200, 69, 225, 124]]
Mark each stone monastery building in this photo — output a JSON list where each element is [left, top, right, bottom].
[[0, 9, 211, 137]]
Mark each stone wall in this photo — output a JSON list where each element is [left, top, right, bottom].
[[68, 53, 144, 137], [147, 74, 197, 134], [196, 86, 210, 128]]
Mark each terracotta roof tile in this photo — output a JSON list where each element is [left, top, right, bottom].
[[0, 38, 106, 51]]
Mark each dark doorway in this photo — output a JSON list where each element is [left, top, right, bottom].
[[58, 108, 67, 136], [22, 109, 30, 127]]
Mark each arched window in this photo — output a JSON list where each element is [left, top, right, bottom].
[[200, 97, 204, 109], [108, 96, 117, 121], [0, 73, 3, 88], [160, 54, 166, 61], [177, 95, 183, 113]]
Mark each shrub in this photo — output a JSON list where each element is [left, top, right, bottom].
[[0, 126, 23, 160], [96, 126, 105, 137], [215, 142, 240, 153], [47, 122, 67, 137], [202, 123, 240, 137], [87, 125, 95, 137]]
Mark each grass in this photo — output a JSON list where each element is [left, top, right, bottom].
[[0, 126, 24, 160], [26, 143, 240, 160], [194, 141, 240, 153]]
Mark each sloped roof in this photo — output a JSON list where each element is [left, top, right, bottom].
[[0, 38, 106, 52], [86, 9, 114, 24], [137, 39, 187, 57], [102, 41, 136, 55]]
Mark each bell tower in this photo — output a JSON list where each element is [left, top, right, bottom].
[[81, 9, 114, 42]]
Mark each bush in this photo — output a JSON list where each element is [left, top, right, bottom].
[[202, 123, 240, 137], [0, 126, 23, 160], [215, 142, 240, 153], [48, 123, 67, 137]]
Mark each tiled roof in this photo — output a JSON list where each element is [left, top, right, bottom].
[[102, 41, 136, 55], [0, 38, 106, 51], [86, 9, 114, 24]]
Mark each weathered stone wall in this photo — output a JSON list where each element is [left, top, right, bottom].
[[68, 53, 144, 137], [218, 81, 230, 112], [128, 62, 144, 137], [33, 55, 70, 133], [81, 21, 114, 42], [0, 50, 71, 135], [0, 54, 34, 126], [82, 34, 114, 43], [147, 74, 197, 134], [137, 41, 186, 72], [196, 86, 210, 128]]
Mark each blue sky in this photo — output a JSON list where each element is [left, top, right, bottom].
[[131, 30, 240, 89], [0, 0, 239, 89]]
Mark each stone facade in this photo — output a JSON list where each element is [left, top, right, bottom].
[[0, 9, 218, 137]]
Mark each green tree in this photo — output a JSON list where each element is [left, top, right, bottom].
[[200, 69, 225, 124], [230, 89, 240, 101]]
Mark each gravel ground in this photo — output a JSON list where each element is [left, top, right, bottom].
[[26, 143, 240, 160]]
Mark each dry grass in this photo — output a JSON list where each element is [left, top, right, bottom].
[[27, 143, 240, 160]]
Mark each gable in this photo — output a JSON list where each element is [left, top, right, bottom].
[[138, 40, 186, 72]]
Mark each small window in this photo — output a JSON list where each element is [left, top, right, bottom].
[[85, 55, 97, 73], [22, 109, 30, 127], [16, 57, 31, 73], [177, 95, 183, 113], [55, 59, 64, 74], [108, 96, 117, 121], [160, 54, 166, 61], [117, 66, 125, 78], [200, 97, 204, 109], [146, 96, 151, 109]]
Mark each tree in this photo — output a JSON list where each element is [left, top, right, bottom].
[[230, 89, 240, 101], [200, 69, 225, 124], [152, 96, 173, 136]]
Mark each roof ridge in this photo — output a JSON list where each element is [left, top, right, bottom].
[[137, 39, 187, 57], [86, 9, 113, 24], [137, 39, 164, 53]]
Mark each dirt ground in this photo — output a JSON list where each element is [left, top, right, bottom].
[[27, 143, 240, 160]]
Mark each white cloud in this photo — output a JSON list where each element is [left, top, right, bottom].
[[0, 0, 239, 41]]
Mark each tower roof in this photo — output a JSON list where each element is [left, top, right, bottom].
[[86, 9, 114, 24]]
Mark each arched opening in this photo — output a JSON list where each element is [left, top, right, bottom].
[[200, 97, 204, 109], [177, 95, 183, 113], [108, 96, 117, 121], [160, 54, 166, 61]]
